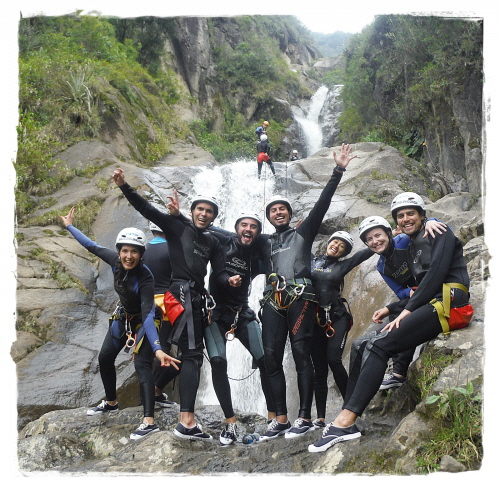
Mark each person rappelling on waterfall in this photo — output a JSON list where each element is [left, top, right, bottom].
[[113, 168, 240, 441], [257, 143, 358, 441], [256, 134, 276, 179], [167, 191, 275, 445], [290, 149, 300, 161], [255, 120, 270, 140], [60, 207, 180, 441]]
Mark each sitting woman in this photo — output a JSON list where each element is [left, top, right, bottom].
[[60, 207, 180, 441]]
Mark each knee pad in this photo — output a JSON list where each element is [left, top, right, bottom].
[[362, 330, 390, 370]]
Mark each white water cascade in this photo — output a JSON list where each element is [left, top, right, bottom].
[[292, 85, 329, 157], [189, 160, 278, 417]]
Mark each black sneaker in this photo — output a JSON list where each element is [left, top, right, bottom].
[[219, 422, 237, 445], [379, 373, 406, 390], [87, 400, 119, 416], [155, 393, 176, 407], [259, 418, 291, 441], [285, 418, 314, 438], [130, 423, 159, 440], [308, 423, 361, 452], [312, 419, 326, 429], [174, 422, 212, 441]]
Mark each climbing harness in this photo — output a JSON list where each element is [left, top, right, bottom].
[[316, 298, 353, 338], [261, 274, 314, 311], [429, 282, 474, 335]]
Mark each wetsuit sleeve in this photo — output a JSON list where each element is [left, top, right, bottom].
[[66, 225, 117, 266], [343, 247, 374, 272], [119, 183, 184, 238], [405, 229, 455, 312], [297, 169, 343, 244], [381, 273, 412, 300]]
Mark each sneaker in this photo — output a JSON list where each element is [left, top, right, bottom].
[[174, 422, 212, 441], [379, 373, 406, 390], [308, 423, 361, 453], [259, 418, 291, 441], [86, 400, 119, 416], [219, 422, 237, 445], [130, 423, 159, 440], [312, 419, 326, 429], [155, 393, 176, 407], [285, 418, 314, 438]]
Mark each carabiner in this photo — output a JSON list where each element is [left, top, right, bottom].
[[294, 285, 305, 297], [225, 325, 237, 341], [324, 321, 336, 338]]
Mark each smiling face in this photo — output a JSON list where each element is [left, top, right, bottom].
[[118, 244, 142, 270], [268, 203, 291, 229], [326, 238, 347, 258], [396, 208, 425, 238], [236, 218, 261, 246], [364, 227, 391, 254], [191, 202, 216, 229]]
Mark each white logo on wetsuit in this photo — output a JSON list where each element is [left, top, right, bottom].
[[230, 257, 249, 271]]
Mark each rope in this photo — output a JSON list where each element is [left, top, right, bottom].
[[203, 351, 259, 381]]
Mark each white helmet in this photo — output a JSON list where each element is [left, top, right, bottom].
[[391, 192, 426, 221], [234, 212, 263, 233], [190, 195, 219, 219], [260, 134, 268, 141], [149, 221, 162, 233], [327, 231, 354, 256], [292, 149, 298, 154], [116, 227, 146, 253], [359, 216, 392, 242], [265, 195, 292, 220]]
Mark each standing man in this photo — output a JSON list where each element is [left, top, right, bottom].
[[168, 192, 275, 445], [258, 144, 358, 440], [113, 168, 239, 441]]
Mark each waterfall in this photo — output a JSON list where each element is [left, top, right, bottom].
[[292, 85, 329, 157], [189, 160, 277, 417]]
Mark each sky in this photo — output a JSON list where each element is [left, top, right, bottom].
[[2, 0, 500, 481]]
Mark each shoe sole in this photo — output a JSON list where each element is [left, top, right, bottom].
[[285, 427, 314, 439], [219, 437, 235, 445], [155, 402, 175, 408], [259, 428, 291, 441], [86, 408, 119, 416], [308, 431, 361, 453], [379, 382, 404, 390], [130, 428, 160, 441], [173, 429, 212, 441]]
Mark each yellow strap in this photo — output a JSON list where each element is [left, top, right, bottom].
[[430, 283, 469, 335]]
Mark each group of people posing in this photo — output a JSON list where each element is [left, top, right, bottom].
[[60, 143, 473, 453]]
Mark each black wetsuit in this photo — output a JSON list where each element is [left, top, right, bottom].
[[204, 231, 274, 419], [311, 247, 373, 417], [344, 224, 470, 416], [66, 225, 161, 418], [143, 235, 181, 390], [118, 183, 230, 413], [259, 167, 345, 419]]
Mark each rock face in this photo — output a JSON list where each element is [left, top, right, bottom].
[[14, 140, 486, 474]]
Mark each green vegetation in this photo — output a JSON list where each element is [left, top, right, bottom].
[[417, 382, 482, 472], [337, 16, 482, 159]]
